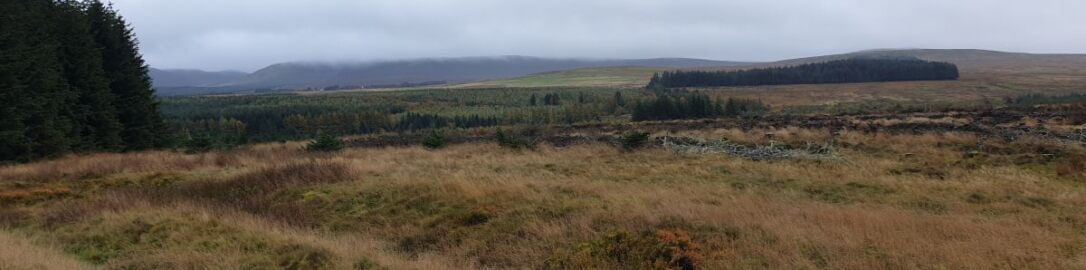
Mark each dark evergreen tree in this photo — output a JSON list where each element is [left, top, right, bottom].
[[542, 93, 561, 106], [305, 130, 345, 152], [87, 0, 165, 150], [0, 0, 41, 161], [0, 0, 73, 161], [632, 93, 769, 122], [0, 0, 166, 163], [54, 0, 123, 151], [422, 130, 445, 149]]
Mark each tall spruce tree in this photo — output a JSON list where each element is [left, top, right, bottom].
[[1, 0, 166, 163], [87, 0, 165, 150], [0, 0, 36, 161], [1, 0, 75, 161], [55, 0, 123, 151]]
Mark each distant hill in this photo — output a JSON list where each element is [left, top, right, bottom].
[[219, 56, 746, 89], [763, 49, 1086, 74], [467, 49, 1086, 88], [151, 49, 1086, 95], [152, 56, 747, 95], [149, 68, 247, 88]]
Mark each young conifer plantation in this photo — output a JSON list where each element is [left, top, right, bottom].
[[0, 0, 165, 163], [647, 58, 960, 88]]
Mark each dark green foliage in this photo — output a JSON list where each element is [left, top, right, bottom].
[[496, 129, 536, 149], [54, 0, 123, 152], [614, 91, 626, 107], [0, 0, 72, 162], [647, 58, 959, 88], [0, 0, 165, 163], [305, 131, 346, 152], [632, 93, 768, 121], [542, 93, 561, 105], [620, 130, 651, 150], [87, 0, 166, 150], [397, 112, 500, 132], [422, 130, 445, 149], [184, 136, 215, 154], [158, 88, 638, 143], [182, 132, 246, 154]]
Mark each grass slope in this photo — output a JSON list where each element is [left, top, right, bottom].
[[452, 67, 667, 88], [1, 118, 1084, 268]]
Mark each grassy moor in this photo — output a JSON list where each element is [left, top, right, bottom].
[[3, 0, 1086, 269]]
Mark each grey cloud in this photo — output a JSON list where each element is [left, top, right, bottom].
[[112, 0, 1086, 72]]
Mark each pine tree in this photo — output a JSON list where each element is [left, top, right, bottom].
[[0, 0, 35, 161], [55, 0, 123, 151], [305, 130, 345, 152], [87, 0, 165, 150], [2, 0, 74, 161], [0, 0, 166, 162]]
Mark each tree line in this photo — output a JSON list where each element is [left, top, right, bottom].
[[632, 92, 769, 121], [647, 58, 959, 88], [161, 88, 641, 143], [395, 113, 501, 131], [1, 0, 165, 162]]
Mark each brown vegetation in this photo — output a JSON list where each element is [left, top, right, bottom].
[[0, 110, 1084, 269]]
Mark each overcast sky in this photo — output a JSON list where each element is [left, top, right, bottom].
[[111, 0, 1086, 72]]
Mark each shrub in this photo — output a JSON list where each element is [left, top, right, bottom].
[[184, 136, 215, 154], [621, 130, 651, 150], [306, 131, 345, 152], [496, 129, 535, 150], [422, 130, 445, 149]]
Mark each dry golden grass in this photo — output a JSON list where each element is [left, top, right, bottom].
[[0, 231, 93, 270], [0, 127, 1084, 269]]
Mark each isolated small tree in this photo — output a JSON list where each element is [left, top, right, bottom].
[[620, 130, 651, 151], [529, 93, 538, 106], [184, 136, 215, 154], [496, 129, 534, 149], [422, 130, 445, 149], [306, 130, 345, 152], [543, 93, 561, 106], [614, 91, 626, 107]]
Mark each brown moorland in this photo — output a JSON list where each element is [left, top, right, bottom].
[[0, 109, 1084, 269]]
